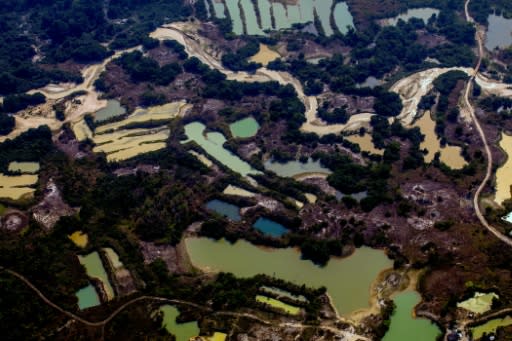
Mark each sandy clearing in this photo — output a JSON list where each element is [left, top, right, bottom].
[[390, 67, 473, 125], [475, 73, 512, 97]]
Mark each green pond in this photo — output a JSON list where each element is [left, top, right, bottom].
[[160, 305, 200, 341], [8, 162, 40, 174], [240, 0, 264, 35], [383, 291, 441, 341], [229, 117, 260, 138], [183, 122, 261, 177], [185, 237, 392, 315], [256, 295, 300, 315], [77, 251, 115, 300], [216, 0, 354, 36], [94, 100, 126, 122], [334, 2, 355, 34], [212, 0, 226, 18], [224, 0, 244, 34], [314, 0, 333, 36], [264, 157, 331, 178], [472, 315, 512, 339], [76, 284, 101, 310], [386, 8, 439, 26], [257, 0, 272, 30]]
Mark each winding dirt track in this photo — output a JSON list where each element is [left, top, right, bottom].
[[463, 0, 512, 247], [0, 267, 369, 340]]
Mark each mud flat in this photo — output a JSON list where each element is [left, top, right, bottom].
[[222, 184, 256, 197], [457, 292, 498, 314], [249, 44, 280, 66], [68, 231, 89, 248], [345, 134, 384, 155], [413, 111, 467, 169], [0, 174, 38, 200], [8, 162, 40, 174], [495, 133, 512, 205]]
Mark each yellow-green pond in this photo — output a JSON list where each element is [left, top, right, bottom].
[[185, 237, 392, 315]]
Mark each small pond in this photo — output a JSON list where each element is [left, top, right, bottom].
[[485, 14, 512, 50], [382, 291, 442, 341], [229, 117, 260, 138], [385, 8, 439, 26], [206, 199, 242, 221], [76, 284, 101, 310], [253, 217, 288, 237], [472, 315, 512, 339], [183, 122, 261, 177], [160, 305, 200, 341], [264, 157, 331, 178], [94, 100, 126, 122]]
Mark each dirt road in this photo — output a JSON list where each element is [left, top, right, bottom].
[[1, 266, 369, 340], [463, 0, 512, 247]]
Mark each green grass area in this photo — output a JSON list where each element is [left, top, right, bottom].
[[255, 295, 300, 315]]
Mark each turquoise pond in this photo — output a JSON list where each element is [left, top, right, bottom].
[[206, 199, 241, 221], [253, 217, 288, 237], [76, 284, 100, 310]]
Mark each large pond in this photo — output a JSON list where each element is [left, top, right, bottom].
[[76, 284, 101, 310], [495, 133, 512, 205], [229, 117, 260, 138], [206, 199, 242, 221], [264, 157, 331, 178], [77, 251, 115, 300], [485, 14, 512, 50], [385, 8, 439, 26], [214, 0, 354, 36], [185, 237, 392, 315], [94, 100, 126, 122], [160, 305, 200, 341], [253, 217, 288, 237], [383, 291, 441, 341], [183, 122, 261, 177]]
